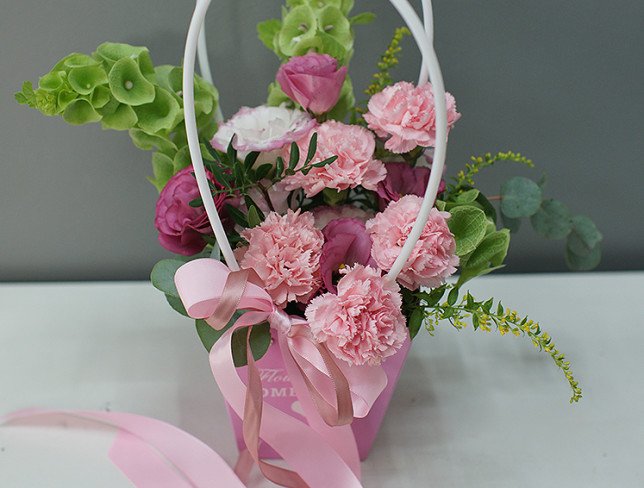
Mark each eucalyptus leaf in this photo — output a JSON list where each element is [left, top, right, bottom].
[[500, 176, 542, 218], [567, 215, 603, 255], [196, 318, 230, 352], [530, 199, 573, 239], [501, 213, 522, 233], [231, 323, 272, 367], [565, 242, 601, 271], [166, 294, 189, 317], [150, 259, 185, 297]]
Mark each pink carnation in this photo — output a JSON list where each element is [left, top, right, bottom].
[[366, 195, 459, 290], [364, 81, 461, 154], [280, 121, 386, 197], [239, 210, 324, 308], [305, 264, 407, 366]]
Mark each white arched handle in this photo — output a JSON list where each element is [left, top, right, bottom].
[[182, 0, 449, 283]]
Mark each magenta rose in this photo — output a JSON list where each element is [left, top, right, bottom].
[[154, 167, 225, 256], [377, 162, 446, 209], [276, 53, 347, 115], [320, 218, 376, 293]]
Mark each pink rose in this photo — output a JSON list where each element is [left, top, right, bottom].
[[320, 218, 376, 293], [154, 167, 225, 256], [276, 53, 347, 114], [305, 264, 408, 366], [364, 81, 461, 154], [280, 121, 386, 197], [238, 210, 324, 308], [366, 195, 459, 290], [376, 162, 446, 209]]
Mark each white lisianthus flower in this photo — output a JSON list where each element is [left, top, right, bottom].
[[210, 105, 317, 163]]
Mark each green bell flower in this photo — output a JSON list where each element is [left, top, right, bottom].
[[68, 65, 108, 95], [62, 99, 102, 125], [133, 86, 181, 134], [278, 5, 319, 57], [108, 57, 156, 106]]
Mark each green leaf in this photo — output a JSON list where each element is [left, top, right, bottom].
[[108, 57, 156, 106], [226, 204, 249, 227], [288, 141, 300, 170], [231, 323, 272, 367], [311, 155, 338, 167], [275, 157, 285, 179], [166, 294, 189, 317], [90, 85, 111, 109], [150, 259, 185, 297], [148, 152, 175, 191], [447, 206, 488, 256], [418, 285, 447, 307], [475, 192, 497, 223], [567, 215, 603, 255], [457, 265, 505, 286], [247, 205, 262, 228], [447, 287, 459, 306], [465, 229, 510, 270], [196, 318, 230, 352], [62, 99, 102, 125], [408, 308, 424, 339], [255, 163, 273, 181], [500, 176, 543, 218], [501, 213, 521, 233], [305, 132, 318, 164], [566, 242, 601, 271], [530, 199, 573, 239], [455, 189, 480, 204], [134, 87, 181, 133], [350, 12, 376, 25], [257, 19, 282, 52], [244, 151, 260, 171]]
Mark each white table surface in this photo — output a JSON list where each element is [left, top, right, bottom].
[[1, 272, 643, 487]]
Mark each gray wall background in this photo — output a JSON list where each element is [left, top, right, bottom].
[[1, 0, 642, 281]]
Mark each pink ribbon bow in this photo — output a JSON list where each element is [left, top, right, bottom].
[[175, 258, 388, 488]]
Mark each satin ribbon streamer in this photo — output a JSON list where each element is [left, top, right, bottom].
[[1, 409, 246, 488], [175, 258, 388, 487]]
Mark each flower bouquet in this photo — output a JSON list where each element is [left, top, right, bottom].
[[15, 0, 602, 485]]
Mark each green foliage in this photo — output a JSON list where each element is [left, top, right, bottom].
[[500, 177, 543, 219], [365, 27, 410, 96], [448, 150, 602, 271], [530, 199, 573, 239], [196, 133, 337, 223], [16, 43, 220, 191], [150, 258, 185, 297], [196, 318, 271, 367], [415, 285, 582, 403], [447, 206, 488, 256]]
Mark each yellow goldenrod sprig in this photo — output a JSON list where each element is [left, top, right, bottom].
[[453, 151, 534, 189], [365, 27, 411, 96], [417, 285, 582, 403]]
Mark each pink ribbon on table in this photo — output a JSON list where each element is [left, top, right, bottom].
[[1, 409, 247, 488], [174, 258, 388, 488]]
